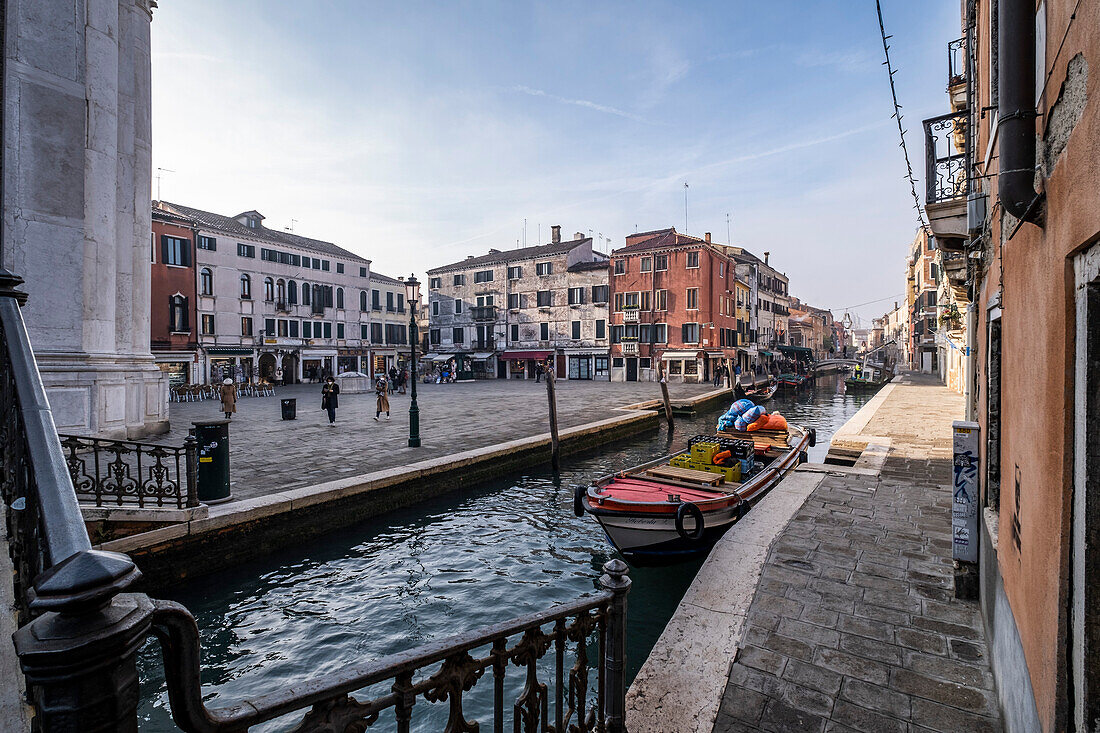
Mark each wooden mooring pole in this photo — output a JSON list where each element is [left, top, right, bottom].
[[657, 360, 674, 431], [546, 365, 561, 471]]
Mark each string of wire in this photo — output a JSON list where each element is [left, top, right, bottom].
[[875, 0, 928, 231]]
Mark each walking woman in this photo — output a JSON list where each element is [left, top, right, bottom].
[[219, 377, 237, 420], [321, 376, 340, 425], [374, 373, 390, 421]]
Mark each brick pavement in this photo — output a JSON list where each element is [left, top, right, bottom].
[[157, 379, 717, 501], [712, 374, 1003, 733]]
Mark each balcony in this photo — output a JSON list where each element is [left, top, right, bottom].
[[923, 110, 969, 244], [947, 38, 966, 111], [275, 300, 288, 313], [621, 341, 638, 355], [623, 308, 639, 323], [471, 305, 497, 322], [472, 339, 496, 351]]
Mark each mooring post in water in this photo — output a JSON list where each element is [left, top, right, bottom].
[[657, 360, 674, 431], [546, 365, 560, 471]]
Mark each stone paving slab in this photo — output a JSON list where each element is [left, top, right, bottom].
[[155, 379, 718, 501], [712, 374, 1003, 733]]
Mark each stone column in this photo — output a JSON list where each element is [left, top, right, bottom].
[[3, 0, 168, 438]]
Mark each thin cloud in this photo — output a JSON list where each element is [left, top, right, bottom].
[[511, 85, 651, 124]]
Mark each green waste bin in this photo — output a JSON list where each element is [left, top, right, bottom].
[[192, 419, 232, 504]]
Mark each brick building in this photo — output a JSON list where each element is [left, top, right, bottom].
[[150, 206, 200, 387], [608, 228, 741, 383]]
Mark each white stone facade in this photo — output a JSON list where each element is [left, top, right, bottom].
[[3, 0, 168, 438]]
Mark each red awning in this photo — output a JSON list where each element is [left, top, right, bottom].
[[502, 350, 553, 361]]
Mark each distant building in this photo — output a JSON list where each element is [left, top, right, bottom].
[[150, 207, 200, 388], [906, 228, 938, 373], [425, 226, 610, 380]]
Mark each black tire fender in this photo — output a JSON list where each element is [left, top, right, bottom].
[[808, 428, 817, 447], [675, 502, 705, 541], [799, 451, 809, 464], [573, 485, 587, 517]]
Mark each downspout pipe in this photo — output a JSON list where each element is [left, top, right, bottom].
[[998, 0, 1044, 224]]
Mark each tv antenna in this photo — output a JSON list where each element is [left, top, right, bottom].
[[684, 182, 689, 232], [155, 167, 175, 200]]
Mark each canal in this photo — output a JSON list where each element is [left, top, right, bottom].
[[136, 374, 870, 730]]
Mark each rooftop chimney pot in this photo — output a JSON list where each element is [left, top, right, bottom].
[[764, 251, 770, 266], [551, 225, 561, 244], [705, 232, 711, 243]]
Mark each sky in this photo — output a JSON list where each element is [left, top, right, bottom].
[[150, 0, 960, 325]]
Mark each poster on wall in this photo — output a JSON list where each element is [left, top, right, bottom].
[[952, 420, 980, 564]]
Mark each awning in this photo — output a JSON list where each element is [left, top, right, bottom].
[[432, 354, 455, 362], [472, 352, 495, 360], [778, 345, 813, 356], [705, 351, 726, 358], [205, 347, 253, 356], [659, 350, 701, 360], [502, 350, 553, 360]]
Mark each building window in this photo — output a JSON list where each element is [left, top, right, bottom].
[[430, 328, 441, 345], [614, 260, 625, 275], [277, 320, 289, 338], [264, 277, 275, 302], [508, 293, 520, 309], [537, 290, 552, 307], [429, 277, 442, 289], [336, 263, 344, 274], [640, 257, 652, 273], [240, 274, 252, 299], [640, 291, 651, 311], [624, 292, 639, 308], [595, 319, 606, 339], [385, 292, 394, 312], [474, 270, 493, 283], [200, 268, 213, 295], [371, 322, 383, 343], [610, 325, 623, 343], [201, 314, 215, 335], [568, 287, 585, 305], [197, 235, 216, 251], [510, 323, 519, 341], [264, 317, 276, 335], [682, 322, 700, 343], [169, 295, 189, 332], [337, 287, 344, 309], [240, 316, 253, 336], [289, 320, 298, 337], [655, 289, 667, 311], [536, 262, 552, 276], [321, 260, 330, 271], [312, 258, 321, 269], [237, 243, 255, 258], [337, 323, 345, 339], [614, 293, 624, 312], [453, 274, 466, 286], [508, 266, 522, 280], [277, 279, 287, 304], [432, 300, 440, 316], [397, 293, 405, 313], [686, 288, 699, 310], [360, 290, 368, 311], [372, 290, 381, 310], [288, 280, 298, 304], [592, 285, 609, 303], [162, 236, 190, 266], [454, 298, 463, 314], [571, 320, 581, 339], [302, 321, 311, 338], [453, 327, 464, 343], [360, 266, 368, 278], [686, 251, 700, 268], [540, 322, 549, 340], [719, 262, 725, 278], [655, 254, 669, 271], [302, 283, 311, 306], [640, 323, 651, 343]]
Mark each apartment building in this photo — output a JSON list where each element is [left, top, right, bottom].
[[154, 202, 388, 383], [906, 228, 939, 374], [425, 226, 610, 380], [150, 206, 200, 387]]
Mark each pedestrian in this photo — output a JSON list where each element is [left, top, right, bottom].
[[734, 363, 742, 385], [274, 367, 283, 386], [219, 377, 236, 420], [389, 366, 398, 392], [399, 368, 408, 394], [535, 361, 544, 383], [321, 376, 340, 425], [374, 373, 390, 420]]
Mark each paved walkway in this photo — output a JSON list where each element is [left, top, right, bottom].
[[712, 374, 1003, 733], [158, 379, 717, 501]]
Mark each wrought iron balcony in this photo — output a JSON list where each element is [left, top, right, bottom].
[[471, 305, 497, 322], [472, 339, 496, 351], [311, 301, 326, 315], [275, 299, 288, 312], [948, 38, 966, 87], [924, 111, 968, 204]]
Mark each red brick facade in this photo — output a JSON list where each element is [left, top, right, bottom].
[[150, 209, 198, 383]]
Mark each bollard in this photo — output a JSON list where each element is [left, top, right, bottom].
[[600, 558, 631, 733]]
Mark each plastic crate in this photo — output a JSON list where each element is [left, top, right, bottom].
[[689, 434, 753, 459]]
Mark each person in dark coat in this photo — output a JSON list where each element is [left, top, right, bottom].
[[321, 376, 340, 425]]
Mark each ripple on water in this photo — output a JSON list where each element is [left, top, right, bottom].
[[137, 376, 870, 731]]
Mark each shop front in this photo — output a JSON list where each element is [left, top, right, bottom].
[[301, 348, 337, 382], [204, 347, 255, 384], [470, 352, 497, 380], [660, 350, 704, 383], [564, 349, 610, 381], [501, 350, 553, 380], [155, 355, 193, 388], [338, 348, 370, 375], [371, 348, 397, 379]]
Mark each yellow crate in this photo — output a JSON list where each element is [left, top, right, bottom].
[[690, 442, 720, 462], [670, 454, 692, 468]]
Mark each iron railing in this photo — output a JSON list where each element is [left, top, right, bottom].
[[923, 110, 969, 204], [948, 37, 966, 86], [153, 560, 630, 732], [59, 434, 198, 510], [471, 305, 497, 322], [1, 267, 632, 732]]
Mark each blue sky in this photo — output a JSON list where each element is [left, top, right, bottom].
[[151, 1, 960, 324]]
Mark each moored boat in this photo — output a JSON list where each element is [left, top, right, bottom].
[[575, 425, 814, 562]]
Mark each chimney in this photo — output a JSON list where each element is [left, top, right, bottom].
[[551, 225, 561, 244], [575, 232, 585, 241], [489, 248, 501, 254], [705, 232, 711, 243], [764, 251, 770, 266]]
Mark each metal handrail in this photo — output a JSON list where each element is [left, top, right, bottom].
[[59, 433, 198, 509]]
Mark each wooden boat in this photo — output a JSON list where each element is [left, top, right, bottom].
[[748, 382, 779, 400], [575, 426, 815, 562], [845, 364, 893, 391], [776, 373, 810, 391]]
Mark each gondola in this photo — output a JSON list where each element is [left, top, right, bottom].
[[574, 425, 814, 562]]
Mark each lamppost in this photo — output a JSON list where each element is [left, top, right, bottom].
[[405, 274, 422, 448]]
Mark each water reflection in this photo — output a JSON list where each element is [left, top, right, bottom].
[[137, 375, 866, 730]]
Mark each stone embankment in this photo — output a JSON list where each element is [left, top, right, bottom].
[[627, 373, 1003, 733]]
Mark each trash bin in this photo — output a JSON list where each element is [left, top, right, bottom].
[[192, 419, 232, 504], [281, 398, 297, 420]]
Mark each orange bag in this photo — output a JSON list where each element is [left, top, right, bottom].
[[746, 417, 768, 432], [712, 449, 732, 465], [761, 413, 788, 430]]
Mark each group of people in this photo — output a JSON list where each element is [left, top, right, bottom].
[[710, 363, 744, 388], [216, 368, 405, 426]]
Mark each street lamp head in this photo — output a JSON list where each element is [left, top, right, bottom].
[[405, 273, 421, 308]]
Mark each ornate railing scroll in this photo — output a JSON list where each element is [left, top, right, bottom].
[[923, 110, 969, 204], [58, 433, 198, 510], [151, 559, 631, 733]]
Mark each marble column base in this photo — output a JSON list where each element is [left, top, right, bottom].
[[35, 351, 169, 439]]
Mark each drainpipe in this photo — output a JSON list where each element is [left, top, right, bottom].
[[998, 0, 1044, 224]]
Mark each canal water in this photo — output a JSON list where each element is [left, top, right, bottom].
[[137, 374, 869, 730]]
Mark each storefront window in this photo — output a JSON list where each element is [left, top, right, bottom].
[[668, 360, 682, 375], [684, 359, 698, 375]]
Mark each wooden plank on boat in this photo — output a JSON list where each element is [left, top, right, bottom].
[[644, 465, 724, 486], [716, 429, 790, 449]]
